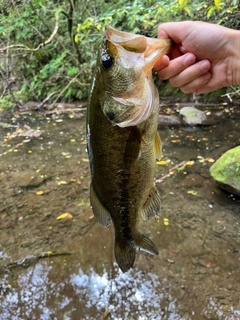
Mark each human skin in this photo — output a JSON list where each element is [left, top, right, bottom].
[[154, 21, 240, 94]]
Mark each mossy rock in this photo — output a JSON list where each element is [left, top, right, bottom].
[[210, 146, 240, 196]]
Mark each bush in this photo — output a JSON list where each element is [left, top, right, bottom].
[[0, 0, 239, 109]]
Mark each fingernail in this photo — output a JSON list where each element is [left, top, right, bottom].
[[184, 53, 196, 66]]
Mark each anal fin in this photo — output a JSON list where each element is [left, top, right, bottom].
[[136, 232, 159, 255], [142, 185, 161, 221], [90, 183, 111, 228]]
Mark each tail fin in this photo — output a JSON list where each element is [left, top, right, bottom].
[[115, 242, 136, 273], [114, 232, 158, 273]]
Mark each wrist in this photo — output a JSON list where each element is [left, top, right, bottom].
[[228, 29, 240, 85]]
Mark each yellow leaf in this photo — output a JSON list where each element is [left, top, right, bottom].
[[96, 23, 101, 30], [36, 191, 44, 195], [163, 218, 169, 226], [56, 213, 73, 220], [156, 161, 167, 165], [58, 181, 68, 185], [205, 158, 215, 163], [187, 190, 197, 196], [184, 7, 190, 15], [214, 0, 221, 9], [70, 139, 75, 143], [82, 158, 89, 162], [186, 161, 194, 166], [74, 35, 79, 43]]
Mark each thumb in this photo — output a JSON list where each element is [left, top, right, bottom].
[[158, 25, 170, 39]]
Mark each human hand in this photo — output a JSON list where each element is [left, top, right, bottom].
[[154, 21, 240, 94]]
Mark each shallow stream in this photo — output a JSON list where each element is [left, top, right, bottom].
[[0, 103, 240, 319]]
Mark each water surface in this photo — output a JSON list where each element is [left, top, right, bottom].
[[0, 105, 240, 319]]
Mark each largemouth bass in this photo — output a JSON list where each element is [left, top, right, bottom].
[[87, 26, 172, 272]]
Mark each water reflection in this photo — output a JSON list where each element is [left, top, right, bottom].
[[1, 259, 240, 319], [0, 261, 187, 319]]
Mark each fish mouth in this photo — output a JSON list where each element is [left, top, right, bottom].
[[103, 26, 172, 127], [105, 25, 172, 72]]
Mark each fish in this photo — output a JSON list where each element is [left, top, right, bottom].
[[87, 25, 172, 272]]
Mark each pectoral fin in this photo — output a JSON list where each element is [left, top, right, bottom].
[[124, 127, 142, 164], [142, 186, 161, 221], [154, 131, 162, 161], [90, 183, 111, 228]]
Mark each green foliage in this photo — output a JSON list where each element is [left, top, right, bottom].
[[0, 0, 239, 109]]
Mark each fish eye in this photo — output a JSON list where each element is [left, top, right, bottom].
[[102, 54, 113, 69]]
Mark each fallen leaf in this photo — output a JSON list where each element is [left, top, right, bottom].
[[82, 158, 89, 162], [56, 213, 73, 220], [36, 191, 44, 195], [186, 161, 194, 166], [156, 161, 167, 165], [205, 158, 214, 163], [187, 190, 197, 196], [58, 181, 68, 185], [163, 218, 169, 226]]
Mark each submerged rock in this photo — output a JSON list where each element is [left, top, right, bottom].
[[179, 106, 206, 125], [210, 146, 240, 196], [12, 170, 48, 187]]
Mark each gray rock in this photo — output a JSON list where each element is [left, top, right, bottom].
[[179, 106, 206, 125]]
